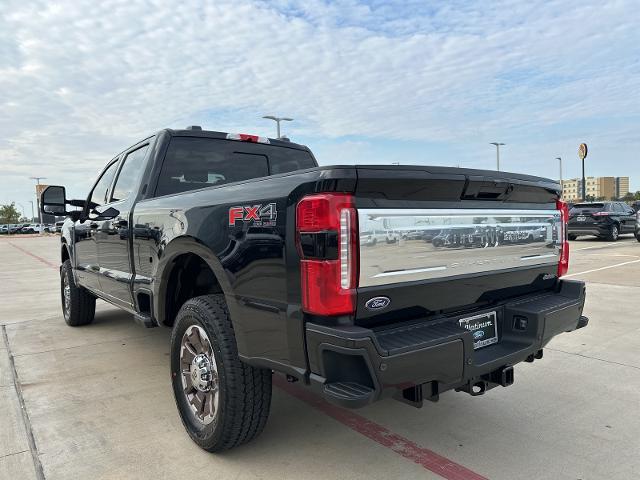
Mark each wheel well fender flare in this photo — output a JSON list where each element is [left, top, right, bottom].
[[153, 236, 235, 325]]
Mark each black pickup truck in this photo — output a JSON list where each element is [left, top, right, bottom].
[[41, 127, 588, 452]]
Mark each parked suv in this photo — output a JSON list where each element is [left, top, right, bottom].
[[568, 202, 637, 241]]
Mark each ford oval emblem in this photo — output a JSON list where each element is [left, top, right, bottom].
[[365, 296, 391, 311], [473, 330, 485, 340]]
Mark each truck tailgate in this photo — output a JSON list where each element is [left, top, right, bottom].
[[359, 208, 560, 286], [353, 165, 562, 324]]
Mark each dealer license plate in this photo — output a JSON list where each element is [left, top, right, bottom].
[[459, 311, 498, 350]]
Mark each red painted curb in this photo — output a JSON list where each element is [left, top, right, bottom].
[[8, 242, 59, 270], [274, 376, 488, 480]]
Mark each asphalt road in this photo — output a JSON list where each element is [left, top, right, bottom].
[[1, 234, 639, 479]]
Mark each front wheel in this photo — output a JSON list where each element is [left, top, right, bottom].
[[170, 294, 272, 452], [568, 234, 577, 241], [607, 224, 619, 241], [635, 232, 640, 242], [61, 260, 95, 326]]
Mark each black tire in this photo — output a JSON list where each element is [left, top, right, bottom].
[[61, 259, 96, 326], [635, 232, 640, 243], [607, 224, 619, 241], [568, 234, 577, 241], [170, 294, 272, 452]]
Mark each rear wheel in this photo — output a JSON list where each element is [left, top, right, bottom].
[[60, 260, 96, 326], [170, 294, 272, 452], [635, 232, 640, 242], [568, 234, 577, 241], [607, 224, 619, 241]]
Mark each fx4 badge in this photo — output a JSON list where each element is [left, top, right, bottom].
[[228, 203, 277, 227]]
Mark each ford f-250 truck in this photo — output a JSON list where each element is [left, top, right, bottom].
[[41, 126, 588, 452]]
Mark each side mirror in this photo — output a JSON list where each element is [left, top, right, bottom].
[[41, 185, 67, 215]]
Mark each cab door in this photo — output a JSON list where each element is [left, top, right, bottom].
[[74, 159, 120, 292], [94, 143, 151, 309]]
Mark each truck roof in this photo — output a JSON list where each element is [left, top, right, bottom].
[[161, 127, 311, 152]]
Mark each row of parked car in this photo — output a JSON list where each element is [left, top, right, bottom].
[[0, 221, 64, 234]]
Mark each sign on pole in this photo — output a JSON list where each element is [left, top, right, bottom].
[[578, 143, 588, 160], [35, 184, 49, 225], [578, 143, 588, 201]]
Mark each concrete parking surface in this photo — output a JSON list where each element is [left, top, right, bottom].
[[1, 234, 639, 479]]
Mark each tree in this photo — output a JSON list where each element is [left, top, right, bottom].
[[0, 203, 21, 224]]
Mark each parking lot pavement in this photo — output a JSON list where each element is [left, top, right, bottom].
[[1, 235, 639, 480]]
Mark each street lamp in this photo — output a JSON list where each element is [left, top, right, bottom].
[[556, 157, 562, 183], [29, 176, 46, 231], [262, 115, 293, 139], [29, 201, 34, 221], [490, 142, 505, 171]]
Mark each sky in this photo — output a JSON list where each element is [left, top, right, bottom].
[[1, 0, 639, 216]]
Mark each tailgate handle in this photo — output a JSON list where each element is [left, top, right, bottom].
[[462, 181, 514, 200]]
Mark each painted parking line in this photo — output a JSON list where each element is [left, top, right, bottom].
[[580, 254, 640, 258], [275, 376, 488, 480], [8, 241, 59, 270], [573, 242, 622, 251], [574, 243, 614, 251], [564, 259, 640, 278]]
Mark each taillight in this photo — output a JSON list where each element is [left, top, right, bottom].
[[296, 193, 358, 315], [556, 199, 569, 277]]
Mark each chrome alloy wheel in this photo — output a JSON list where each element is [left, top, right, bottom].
[[180, 325, 219, 425], [62, 274, 71, 317]]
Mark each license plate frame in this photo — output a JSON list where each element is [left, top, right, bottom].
[[459, 311, 498, 350]]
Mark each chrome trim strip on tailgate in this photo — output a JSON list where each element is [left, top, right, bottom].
[[358, 209, 561, 287]]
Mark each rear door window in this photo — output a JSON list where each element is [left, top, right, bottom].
[[155, 137, 316, 197]]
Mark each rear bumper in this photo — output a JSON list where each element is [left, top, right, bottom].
[[568, 223, 610, 236], [305, 280, 587, 408]]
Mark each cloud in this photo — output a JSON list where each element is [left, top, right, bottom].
[[1, 0, 639, 207]]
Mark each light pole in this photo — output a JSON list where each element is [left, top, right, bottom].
[[29, 201, 34, 221], [17, 202, 25, 219], [262, 115, 293, 139], [490, 142, 505, 171], [29, 176, 46, 231]]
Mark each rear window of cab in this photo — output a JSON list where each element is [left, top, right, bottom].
[[155, 137, 316, 197]]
